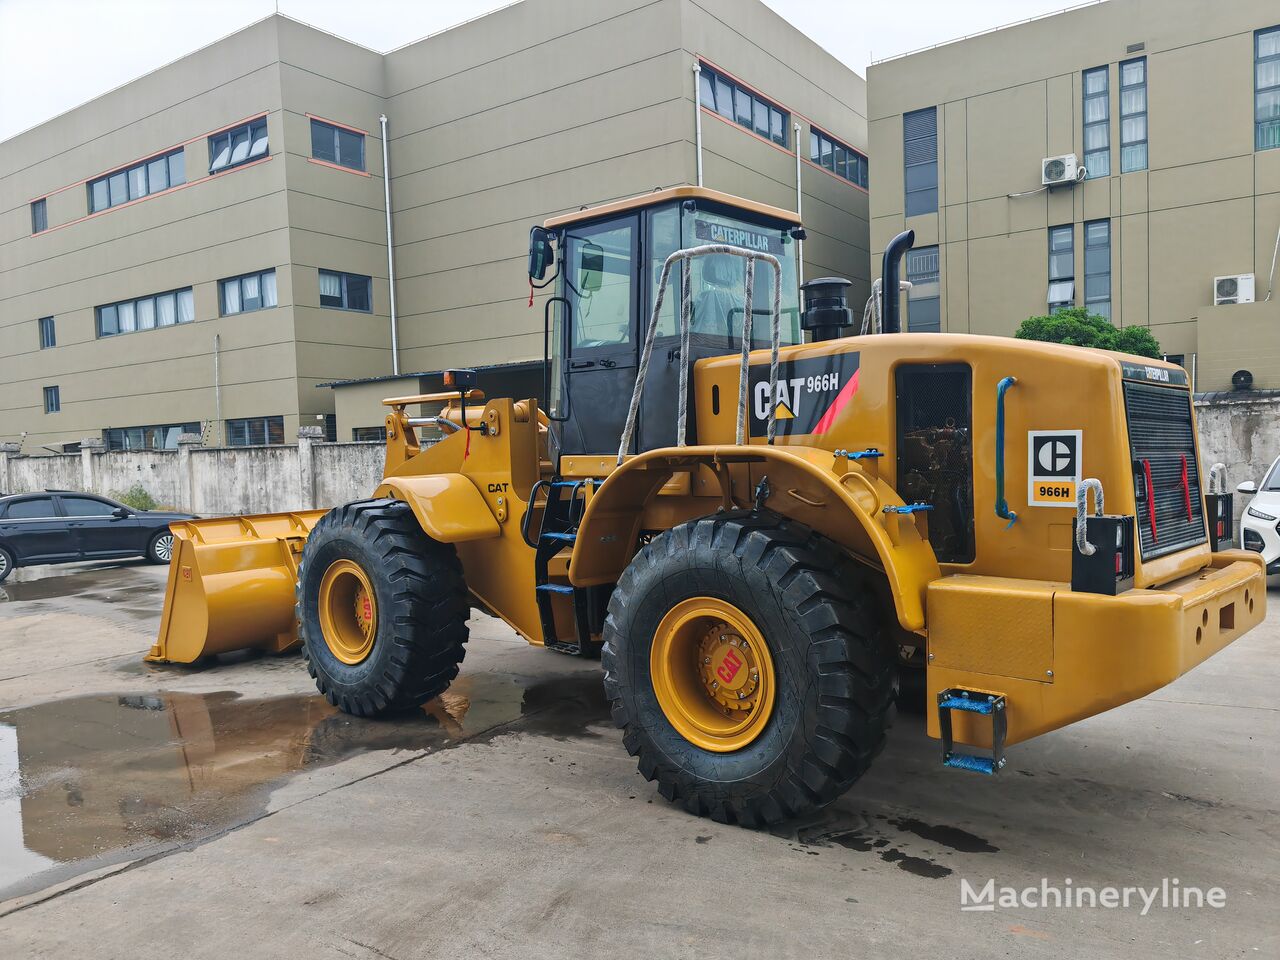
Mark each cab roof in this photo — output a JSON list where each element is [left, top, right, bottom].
[[543, 186, 800, 230]]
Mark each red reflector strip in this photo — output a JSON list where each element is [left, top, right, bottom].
[[1179, 454, 1193, 522], [1142, 458, 1157, 543]]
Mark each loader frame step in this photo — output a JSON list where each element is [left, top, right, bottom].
[[937, 689, 1007, 776]]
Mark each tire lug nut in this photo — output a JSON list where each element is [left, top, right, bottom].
[[704, 657, 711, 664]]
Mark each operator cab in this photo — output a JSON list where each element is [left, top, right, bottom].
[[529, 187, 803, 459]]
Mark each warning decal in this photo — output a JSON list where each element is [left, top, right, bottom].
[[747, 352, 860, 438], [1027, 430, 1083, 507]]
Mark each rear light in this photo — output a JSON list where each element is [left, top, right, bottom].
[[1072, 514, 1136, 596]]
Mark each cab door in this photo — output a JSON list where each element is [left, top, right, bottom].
[[557, 215, 639, 457]]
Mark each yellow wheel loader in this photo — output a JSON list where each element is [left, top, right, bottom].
[[149, 186, 1266, 827]]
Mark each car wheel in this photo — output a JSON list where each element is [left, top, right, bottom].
[[147, 530, 175, 565], [0, 545, 13, 582]]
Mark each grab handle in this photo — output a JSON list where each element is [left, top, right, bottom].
[[1075, 478, 1105, 556], [995, 376, 1018, 528]]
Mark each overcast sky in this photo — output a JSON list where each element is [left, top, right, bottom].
[[0, 0, 1081, 142]]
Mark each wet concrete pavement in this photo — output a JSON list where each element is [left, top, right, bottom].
[[0, 562, 1277, 958]]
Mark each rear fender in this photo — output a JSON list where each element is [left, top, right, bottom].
[[568, 445, 940, 633], [376, 474, 500, 543]]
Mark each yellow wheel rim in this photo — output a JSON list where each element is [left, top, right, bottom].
[[650, 597, 776, 753], [317, 559, 378, 665]]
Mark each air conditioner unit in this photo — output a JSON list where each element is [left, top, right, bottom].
[[1042, 154, 1080, 186], [1213, 274, 1255, 305]]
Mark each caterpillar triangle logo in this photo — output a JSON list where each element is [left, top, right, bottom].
[[774, 400, 796, 420]]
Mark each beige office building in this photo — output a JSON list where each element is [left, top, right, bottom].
[[867, 0, 1280, 392], [0, 0, 870, 453]]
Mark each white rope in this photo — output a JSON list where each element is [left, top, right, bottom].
[[1208, 462, 1227, 495], [618, 244, 782, 464], [861, 278, 882, 335], [1076, 478, 1105, 556]]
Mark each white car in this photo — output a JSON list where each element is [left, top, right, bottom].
[[1238, 456, 1280, 575]]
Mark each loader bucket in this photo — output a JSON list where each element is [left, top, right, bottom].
[[146, 510, 329, 664]]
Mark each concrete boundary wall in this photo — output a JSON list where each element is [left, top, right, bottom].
[[0, 430, 387, 517]]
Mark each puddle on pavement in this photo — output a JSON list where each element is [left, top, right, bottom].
[[789, 810, 999, 879], [0, 566, 159, 620], [0, 670, 609, 898]]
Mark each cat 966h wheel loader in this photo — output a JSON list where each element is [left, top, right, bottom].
[[149, 186, 1265, 827]]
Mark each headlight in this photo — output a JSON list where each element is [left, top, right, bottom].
[[1247, 506, 1277, 522]]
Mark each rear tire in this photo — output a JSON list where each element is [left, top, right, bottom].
[[602, 512, 895, 827], [0, 545, 13, 583], [297, 498, 469, 717]]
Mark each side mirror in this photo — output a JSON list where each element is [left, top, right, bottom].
[[580, 242, 603, 293], [1236, 480, 1258, 495], [112, 506, 131, 518], [528, 227, 554, 281]]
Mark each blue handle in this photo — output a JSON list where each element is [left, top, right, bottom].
[[995, 376, 1018, 528]]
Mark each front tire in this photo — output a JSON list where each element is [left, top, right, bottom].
[[0, 545, 14, 583], [602, 512, 895, 827], [297, 498, 469, 717]]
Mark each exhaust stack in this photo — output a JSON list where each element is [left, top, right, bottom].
[[881, 229, 915, 334]]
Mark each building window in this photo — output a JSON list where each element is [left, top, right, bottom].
[[1048, 224, 1075, 310], [809, 128, 868, 188], [43, 386, 60, 414], [1119, 58, 1147, 172], [31, 198, 47, 233], [319, 270, 371, 311], [904, 246, 941, 332], [310, 119, 365, 171], [903, 107, 938, 217], [209, 117, 268, 174], [1083, 66, 1110, 177], [88, 148, 185, 213], [1084, 219, 1111, 319], [226, 416, 285, 446], [1258, 27, 1280, 151], [97, 287, 194, 338], [38, 316, 56, 349], [220, 269, 277, 316], [104, 422, 201, 451], [352, 426, 387, 442], [698, 63, 789, 147], [1163, 353, 1185, 368]]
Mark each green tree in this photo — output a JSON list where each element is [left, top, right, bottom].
[[1014, 306, 1161, 359]]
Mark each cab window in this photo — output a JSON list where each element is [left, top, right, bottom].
[[565, 219, 635, 351], [680, 209, 801, 347]]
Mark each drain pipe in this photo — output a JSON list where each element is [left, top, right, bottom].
[[794, 121, 804, 285], [213, 333, 223, 446], [692, 62, 704, 187], [379, 114, 400, 376]]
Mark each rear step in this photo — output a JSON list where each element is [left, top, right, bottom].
[[937, 689, 1007, 775]]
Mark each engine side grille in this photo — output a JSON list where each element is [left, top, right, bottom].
[[1123, 381, 1206, 561]]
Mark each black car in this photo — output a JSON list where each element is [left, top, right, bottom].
[[0, 490, 195, 582]]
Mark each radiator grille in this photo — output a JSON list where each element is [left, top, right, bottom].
[[1123, 381, 1206, 560]]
